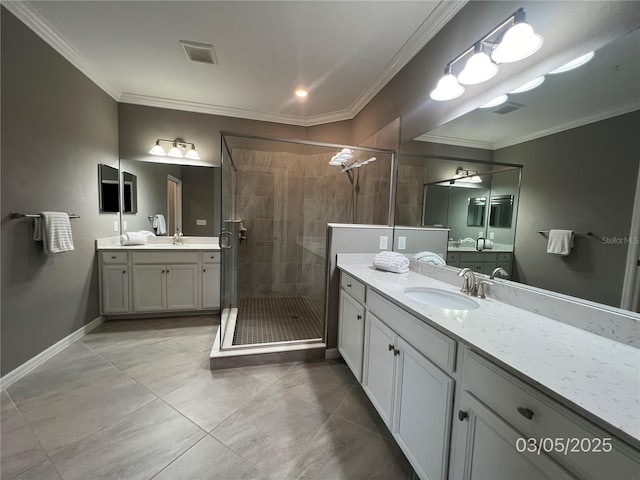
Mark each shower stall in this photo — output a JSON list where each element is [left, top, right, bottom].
[[217, 132, 394, 352]]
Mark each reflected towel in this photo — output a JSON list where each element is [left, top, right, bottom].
[[152, 214, 167, 235], [547, 229, 574, 256], [413, 251, 446, 266], [120, 232, 148, 246], [373, 251, 410, 273], [33, 212, 74, 254]]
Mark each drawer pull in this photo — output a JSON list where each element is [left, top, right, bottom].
[[166, 270, 170, 274], [203, 268, 206, 272], [346, 283, 352, 288], [111, 256, 117, 259], [356, 314, 362, 320], [393, 348, 400, 356], [122, 270, 126, 274], [161, 270, 165, 274], [517, 407, 534, 419], [388, 344, 394, 351], [458, 410, 468, 422]]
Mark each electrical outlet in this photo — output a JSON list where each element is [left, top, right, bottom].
[[489, 232, 495, 240], [379, 235, 388, 249], [398, 236, 406, 250], [123, 221, 127, 231], [113, 221, 118, 232], [196, 219, 207, 226]]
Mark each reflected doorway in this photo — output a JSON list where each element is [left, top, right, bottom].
[[167, 175, 182, 235]]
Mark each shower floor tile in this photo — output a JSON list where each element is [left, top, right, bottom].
[[232, 297, 323, 346]]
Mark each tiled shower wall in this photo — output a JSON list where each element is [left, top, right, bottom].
[[395, 164, 429, 226], [233, 149, 349, 300]]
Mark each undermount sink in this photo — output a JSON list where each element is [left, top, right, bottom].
[[403, 287, 479, 310]]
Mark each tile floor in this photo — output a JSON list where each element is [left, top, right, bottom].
[[1, 316, 415, 479]]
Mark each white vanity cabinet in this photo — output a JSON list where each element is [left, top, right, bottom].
[[363, 290, 456, 480], [338, 273, 366, 381], [201, 251, 221, 309], [100, 252, 129, 314], [453, 349, 640, 480]]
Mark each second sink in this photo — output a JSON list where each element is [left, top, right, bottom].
[[403, 287, 479, 310]]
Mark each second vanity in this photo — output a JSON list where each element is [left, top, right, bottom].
[[97, 237, 220, 316], [337, 255, 639, 480]]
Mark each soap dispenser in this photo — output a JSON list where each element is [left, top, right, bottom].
[[476, 232, 485, 251], [173, 229, 180, 245]]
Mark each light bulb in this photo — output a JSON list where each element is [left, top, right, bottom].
[[149, 140, 167, 156], [185, 145, 200, 160], [549, 51, 594, 74], [509, 76, 545, 94], [168, 143, 183, 158], [458, 50, 498, 85], [491, 22, 543, 64], [479, 94, 508, 109], [430, 73, 465, 101]]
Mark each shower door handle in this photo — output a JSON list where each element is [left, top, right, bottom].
[[218, 230, 233, 249]]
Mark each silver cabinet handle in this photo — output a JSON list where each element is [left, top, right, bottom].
[[517, 407, 534, 419]]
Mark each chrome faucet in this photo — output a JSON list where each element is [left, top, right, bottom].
[[457, 268, 476, 295], [490, 267, 509, 280]]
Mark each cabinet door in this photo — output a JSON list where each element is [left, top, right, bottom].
[[101, 265, 129, 314], [362, 312, 396, 428], [132, 265, 166, 312], [338, 290, 365, 381], [202, 263, 221, 309], [453, 391, 576, 480], [394, 337, 454, 480], [166, 264, 199, 310]]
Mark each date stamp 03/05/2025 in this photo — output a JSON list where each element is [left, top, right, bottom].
[[516, 437, 613, 456]]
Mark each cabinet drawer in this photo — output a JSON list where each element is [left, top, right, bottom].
[[132, 252, 199, 264], [446, 252, 460, 263], [202, 251, 221, 263], [368, 290, 456, 374], [462, 349, 640, 480], [460, 252, 482, 262], [100, 251, 128, 264], [483, 252, 498, 263], [498, 252, 512, 262], [341, 272, 366, 304]]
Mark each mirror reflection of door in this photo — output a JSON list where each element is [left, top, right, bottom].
[[467, 197, 486, 227], [167, 175, 182, 235]]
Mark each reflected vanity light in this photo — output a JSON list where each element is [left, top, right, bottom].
[[430, 8, 543, 101], [479, 94, 509, 109], [549, 51, 595, 74], [509, 76, 545, 94], [149, 138, 201, 160], [453, 167, 483, 183]]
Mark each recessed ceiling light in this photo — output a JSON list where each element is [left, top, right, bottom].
[[295, 89, 308, 98]]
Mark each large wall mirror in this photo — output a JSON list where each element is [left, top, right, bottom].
[[118, 158, 218, 237], [395, 26, 640, 312]]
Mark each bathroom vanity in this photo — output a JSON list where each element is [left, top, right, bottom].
[[97, 238, 220, 316], [337, 255, 639, 480]]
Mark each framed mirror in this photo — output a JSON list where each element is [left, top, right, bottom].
[[467, 197, 486, 227], [98, 164, 119, 213], [490, 195, 514, 228], [121, 171, 137, 214]]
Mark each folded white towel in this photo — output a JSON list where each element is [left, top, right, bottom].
[[137, 230, 156, 238], [547, 229, 574, 256], [120, 232, 148, 246], [152, 214, 167, 235], [33, 212, 74, 254], [413, 251, 446, 266], [373, 251, 410, 273]]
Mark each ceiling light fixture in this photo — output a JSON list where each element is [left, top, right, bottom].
[[549, 51, 595, 74], [295, 89, 308, 97], [149, 138, 201, 160], [509, 76, 545, 94], [430, 8, 542, 102]]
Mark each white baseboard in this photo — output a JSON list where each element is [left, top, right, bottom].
[[325, 348, 341, 360], [1, 316, 105, 391]]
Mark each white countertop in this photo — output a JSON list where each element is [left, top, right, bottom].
[[98, 243, 220, 251], [338, 262, 640, 445]]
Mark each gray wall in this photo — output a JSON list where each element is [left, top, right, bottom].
[[495, 111, 640, 307], [1, 9, 119, 375]]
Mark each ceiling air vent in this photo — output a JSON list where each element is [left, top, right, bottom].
[[490, 102, 524, 115], [180, 40, 218, 65]]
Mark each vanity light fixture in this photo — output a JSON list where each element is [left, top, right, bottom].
[[549, 51, 595, 74], [509, 76, 545, 94], [430, 8, 543, 101], [149, 138, 201, 160], [453, 167, 483, 183]]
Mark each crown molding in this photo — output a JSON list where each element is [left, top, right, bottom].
[[346, 0, 468, 119], [414, 133, 495, 150], [494, 101, 640, 150], [2, 0, 121, 100]]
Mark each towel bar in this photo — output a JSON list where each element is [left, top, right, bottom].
[[537, 230, 592, 236], [10, 212, 81, 219]]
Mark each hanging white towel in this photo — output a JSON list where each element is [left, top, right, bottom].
[[373, 251, 410, 273], [413, 251, 446, 266], [33, 212, 74, 254], [120, 232, 148, 246], [547, 229, 574, 256], [152, 214, 167, 235]]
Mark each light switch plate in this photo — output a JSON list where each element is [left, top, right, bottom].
[[123, 221, 127, 231], [379, 235, 388, 249], [113, 221, 118, 232], [490, 232, 495, 240], [397, 236, 406, 250], [196, 219, 207, 226]]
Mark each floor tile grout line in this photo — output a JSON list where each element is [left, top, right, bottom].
[[147, 431, 208, 480]]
